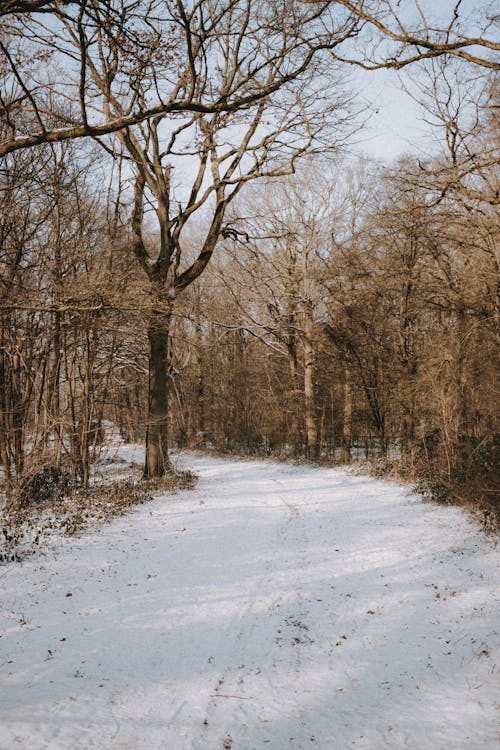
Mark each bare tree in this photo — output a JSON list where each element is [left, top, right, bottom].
[[1, 1, 497, 158], [0, 0, 360, 157], [302, 0, 500, 70], [399, 59, 500, 207], [216, 162, 342, 459], [38, 0, 353, 476]]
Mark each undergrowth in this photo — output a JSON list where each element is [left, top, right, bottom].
[[1, 468, 197, 564], [368, 447, 499, 533]]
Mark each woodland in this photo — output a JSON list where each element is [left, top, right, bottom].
[[0, 0, 498, 522]]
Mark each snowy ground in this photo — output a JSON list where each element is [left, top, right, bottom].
[[0, 450, 498, 750]]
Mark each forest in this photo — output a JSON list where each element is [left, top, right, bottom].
[[0, 0, 498, 523]]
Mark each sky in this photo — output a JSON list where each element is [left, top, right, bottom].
[[29, 0, 494, 167], [344, 0, 497, 162], [350, 69, 430, 161]]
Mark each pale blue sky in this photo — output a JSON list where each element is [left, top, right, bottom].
[[351, 69, 429, 161], [347, 0, 498, 161]]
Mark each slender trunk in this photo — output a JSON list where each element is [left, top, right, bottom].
[[342, 363, 352, 463], [47, 311, 63, 466], [303, 305, 317, 460], [121, 390, 133, 442], [11, 351, 24, 476], [0, 317, 12, 493], [80, 332, 93, 488], [144, 307, 172, 477], [301, 242, 318, 460], [49, 203, 63, 466], [456, 310, 468, 436], [286, 340, 301, 455], [195, 321, 205, 437], [64, 349, 81, 483]]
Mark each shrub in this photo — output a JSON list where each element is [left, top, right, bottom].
[[16, 465, 72, 507]]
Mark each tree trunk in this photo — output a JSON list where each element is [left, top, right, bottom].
[[47, 310, 63, 467], [144, 308, 173, 477], [342, 363, 352, 463], [286, 341, 302, 455], [303, 307, 317, 460], [11, 351, 24, 476], [195, 320, 205, 437], [0, 316, 12, 494], [302, 246, 317, 460]]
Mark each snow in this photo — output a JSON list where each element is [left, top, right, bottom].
[[0, 451, 498, 750]]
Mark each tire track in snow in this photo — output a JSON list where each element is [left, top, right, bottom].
[[194, 469, 314, 749]]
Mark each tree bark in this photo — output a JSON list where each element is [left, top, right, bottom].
[[302, 248, 317, 460], [286, 341, 302, 455], [303, 304, 317, 460], [195, 320, 205, 438], [0, 316, 12, 493], [342, 363, 352, 463], [144, 308, 173, 477], [47, 310, 63, 466]]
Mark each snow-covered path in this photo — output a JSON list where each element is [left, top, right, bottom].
[[0, 453, 498, 750]]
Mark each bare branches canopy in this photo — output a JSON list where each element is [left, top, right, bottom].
[[1, 1, 498, 157]]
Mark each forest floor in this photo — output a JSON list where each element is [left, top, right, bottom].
[[0, 448, 498, 750]]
